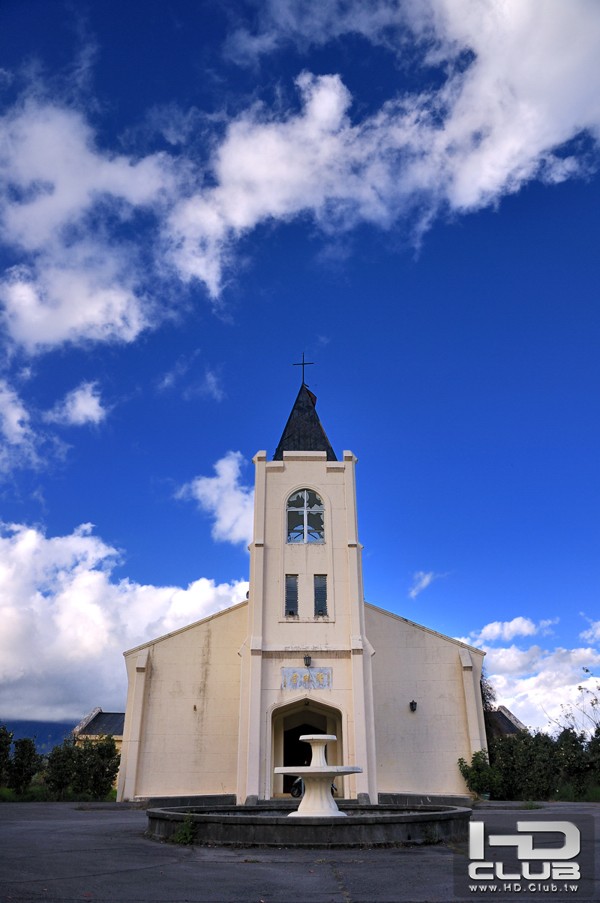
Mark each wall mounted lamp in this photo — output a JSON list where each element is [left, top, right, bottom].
[[409, 700, 417, 712], [304, 655, 312, 667]]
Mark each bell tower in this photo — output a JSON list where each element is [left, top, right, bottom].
[[236, 382, 377, 804]]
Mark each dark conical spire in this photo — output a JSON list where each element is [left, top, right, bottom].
[[273, 384, 337, 461]]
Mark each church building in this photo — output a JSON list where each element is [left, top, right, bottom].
[[117, 384, 486, 803]]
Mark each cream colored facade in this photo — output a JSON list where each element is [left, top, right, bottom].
[[118, 603, 246, 800], [117, 390, 486, 803]]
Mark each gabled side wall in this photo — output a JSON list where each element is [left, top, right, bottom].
[[118, 603, 247, 800], [365, 604, 486, 795]]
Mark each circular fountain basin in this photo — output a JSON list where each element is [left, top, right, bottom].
[[146, 802, 472, 847]]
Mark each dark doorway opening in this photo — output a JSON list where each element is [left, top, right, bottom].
[[282, 722, 325, 793]]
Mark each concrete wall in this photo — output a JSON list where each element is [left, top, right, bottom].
[[365, 604, 487, 795], [118, 603, 247, 800]]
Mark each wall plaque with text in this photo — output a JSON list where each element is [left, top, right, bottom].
[[281, 667, 332, 690]]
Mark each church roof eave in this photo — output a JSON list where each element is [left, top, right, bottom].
[[364, 601, 486, 656], [122, 600, 248, 657]]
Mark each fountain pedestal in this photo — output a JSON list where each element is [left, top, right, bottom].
[[275, 734, 362, 818]]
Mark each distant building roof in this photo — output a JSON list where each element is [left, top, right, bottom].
[[485, 706, 527, 740], [497, 705, 527, 732], [273, 384, 337, 461], [74, 710, 125, 738]]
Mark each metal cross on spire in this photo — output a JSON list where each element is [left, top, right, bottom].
[[293, 352, 315, 385]]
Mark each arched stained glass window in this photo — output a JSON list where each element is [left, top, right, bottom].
[[286, 489, 324, 543]]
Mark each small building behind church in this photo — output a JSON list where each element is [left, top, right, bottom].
[[74, 708, 125, 756], [117, 385, 486, 803]]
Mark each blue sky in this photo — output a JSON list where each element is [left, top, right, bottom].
[[0, 0, 599, 732]]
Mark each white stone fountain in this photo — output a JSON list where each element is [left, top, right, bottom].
[[274, 734, 362, 817]]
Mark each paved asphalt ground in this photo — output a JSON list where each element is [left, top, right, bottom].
[[0, 801, 598, 903]]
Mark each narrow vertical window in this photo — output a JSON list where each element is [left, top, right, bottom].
[[285, 575, 299, 617], [314, 575, 327, 617], [287, 489, 324, 543]]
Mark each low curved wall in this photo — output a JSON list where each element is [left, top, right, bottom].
[[146, 804, 472, 847]]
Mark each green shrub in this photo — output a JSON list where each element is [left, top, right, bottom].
[[71, 736, 120, 800], [489, 732, 558, 801], [488, 727, 600, 801], [458, 750, 500, 797], [0, 727, 13, 786], [8, 738, 42, 796], [170, 814, 197, 845], [0, 725, 120, 801], [581, 784, 600, 802], [555, 729, 590, 797], [21, 783, 54, 802], [45, 737, 77, 800]]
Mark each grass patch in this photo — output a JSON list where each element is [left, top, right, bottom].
[[0, 784, 119, 803], [0, 784, 53, 802], [170, 814, 197, 845], [553, 782, 600, 802]]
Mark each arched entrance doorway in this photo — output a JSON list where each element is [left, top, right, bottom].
[[271, 701, 343, 798]]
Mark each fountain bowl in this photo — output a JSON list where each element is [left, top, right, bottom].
[[146, 800, 472, 847]]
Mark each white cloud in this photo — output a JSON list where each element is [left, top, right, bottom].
[[178, 451, 254, 547], [458, 611, 600, 731], [203, 1, 600, 282], [0, 379, 39, 471], [463, 615, 558, 647], [484, 643, 543, 675], [479, 616, 538, 643], [225, 0, 412, 63], [1, 2, 599, 338], [167, 0, 600, 295], [44, 381, 107, 426], [408, 569, 445, 599], [0, 521, 248, 720], [164, 71, 358, 297], [0, 379, 34, 447], [0, 99, 175, 352], [1, 255, 147, 351], [157, 355, 195, 392], [485, 644, 600, 733], [580, 618, 600, 644], [157, 355, 225, 401], [197, 369, 225, 402], [0, 101, 172, 251], [419, 0, 600, 210]]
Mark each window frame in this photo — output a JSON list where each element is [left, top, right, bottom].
[[285, 574, 299, 617], [286, 488, 325, 544], [314, 574, 328, 617]]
